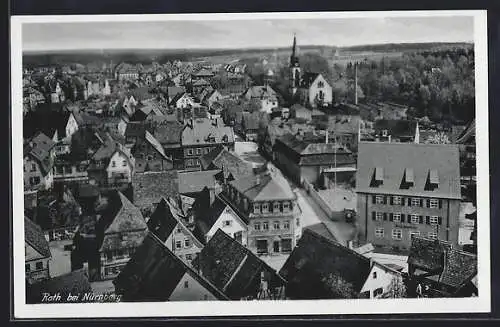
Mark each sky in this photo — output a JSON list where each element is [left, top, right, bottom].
[[22, 16, 474, 51]]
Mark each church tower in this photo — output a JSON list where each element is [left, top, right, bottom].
[[289, 34, 301, 96]]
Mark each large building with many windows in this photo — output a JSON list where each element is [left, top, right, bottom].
[[355, 142, 461, 252]]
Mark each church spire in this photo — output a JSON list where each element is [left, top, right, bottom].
[[290, 33, 299, 67]]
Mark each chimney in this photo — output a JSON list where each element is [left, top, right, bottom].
[[325, 129, 329, 144], [347, 240, 354, 249], [255, 174, 261, 186]]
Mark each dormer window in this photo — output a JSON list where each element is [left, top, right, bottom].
[[370, 167, 384, 187], [400, 168, 414, 189], [425, 169, 439, 191]]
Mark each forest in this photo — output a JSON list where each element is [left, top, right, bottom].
[[246, 45, 475, 124]]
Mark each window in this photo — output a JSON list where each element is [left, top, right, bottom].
[[296, 218, 300, 227], [184, 239, 191, 248], [254, 222, 261, 231], [283, 202, 290, 212], [318, 81, 324, 88], [373, 272, 377, 279], [186, 254, 193, 261], [392, 213, 401, 223], [382, 129, 388, 137], [283, 221, 290, 230], [273, 202, 280, 212], [31, 163, 37, 172], [177, 227, 182, 234], [263, 221, 269, 230], [184, 281, 189, 288], [175, 240, 182, 249], [25, 264, 30, 272], [428, 232, 438, 240], [411, 214, 419, 224], [253, 203, 261, 214], [376, 212, 384, 221], [392, 196, 402, 205], [262, 203, 269, 213], [196, 148, 202, 155], [273, 221, 280, 230], [281, 239, 292, 253], [35, 261, 43, 270], [187, 148, 194, 155], [223, 220, 232, 227], [111, 161, 116, 167], [122, 160, 127, 167], [392, 229, 403, 240], [375, 228, 384, 238], [430, 216, 439, 225], [411, 198, 421, 207], [429, 199, 439, 208], [375, 195, 384, 204], [409, 231, 421, 239]]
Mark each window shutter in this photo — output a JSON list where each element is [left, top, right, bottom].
[[401, 214, 405, 223], [426, 216, 430, 225], [408, 198, 412, 207], [438, 216, 443, 225], [426, 199, 430, 208], [383, 213, 387, 221], [438, 200, 443, 209], [390, 197, 393, 205], [419, 215, 423, 224], [372, 196, 376, 204], [372, 212, 376, 221], [383, 196, 387, 205], [389, 213, 393, 221]]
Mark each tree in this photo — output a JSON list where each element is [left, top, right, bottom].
[[425, 132, 451, 144], [383, 275, 407, 298], [321, 273, 359, 299]]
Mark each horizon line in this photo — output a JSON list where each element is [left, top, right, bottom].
[[23, 40, 474, 54]]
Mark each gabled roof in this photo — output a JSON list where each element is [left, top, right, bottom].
[[132, 171, 179, 210], [229, 172, 295, 202], [279, 228, 371, 299], [200, 146, 254, 180], [181, 118, 234, 146], [99, 192, 147, 251], [192, 229, 285, 300], [439, 249, 477, 289], [145, 130, 170, 160], [407, 236, 452, 272], [151, 120, 183, 145], [25, 133, 56, 176], [27, 269, 91, 304], [242, 112, 261, 131], [113, 232, 229, 301], [192, 78, 211, 87], [356, 142, 461, 199], [303, 222, 337, 243], [72, 111, 100, 126], [169, 92, 189, 106], [167, 86, 186, 99], [300, 72, 320, 88], [148, 198, 203, 248], [24, 217, 51, 258], [192, 68, 214, 77], [244, 85, 277, 99]]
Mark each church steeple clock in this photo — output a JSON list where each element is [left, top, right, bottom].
[[289, 34, 301, 96]]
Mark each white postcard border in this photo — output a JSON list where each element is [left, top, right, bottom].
[[11, 10, 490, 318]]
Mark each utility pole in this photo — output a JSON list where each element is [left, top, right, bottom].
[[354, 62, 358, 105]]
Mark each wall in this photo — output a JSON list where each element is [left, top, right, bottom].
[[303, 180, 341, 222], [65, 113, 79, 138], [360, 193, 461, 252], [169, 272, 219, 301], [360, 263, 399, 299], [165, 223, 202, 266], [308, 75, 333, 108], [107, 151, 132, 182], [206, 206, 248, 246]]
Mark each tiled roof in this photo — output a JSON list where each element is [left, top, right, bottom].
[[439, 249, 477, 289], [193, 193, 228, 240], [25, 133, 56, 176], [244, 85, 277, 99], [456, 119, 475, 145], [192, 78, 211, 86], [145, 130, 170, 160], [328, 115, 362, 134], [178, 170, 220, 195], [192, 68, 214, 77], [99, 192, 148, 251], [167, 86, 186, 99], [151, 120, 183, 145], [303, 223, 338, 243], [125, 122, 146, 139], [356, 142, 461, 198], [192, 229, 285, 300], [229, 172, 295, 202], [181, 118, 234, 146], [24, 217, 51, 258], [407, 236, 452, 271], [27, 269, 91, 303], [279, 228, 371, 299], [132, 171, 179, 210], [200, 146, 254, 180], [113, 232, 229, 301], [242, 112, 261, 131], [72, 111, 100, 126]]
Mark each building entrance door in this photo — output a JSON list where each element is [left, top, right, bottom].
[[257, 240, 268, 254], [273, 241, 280, 253]]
